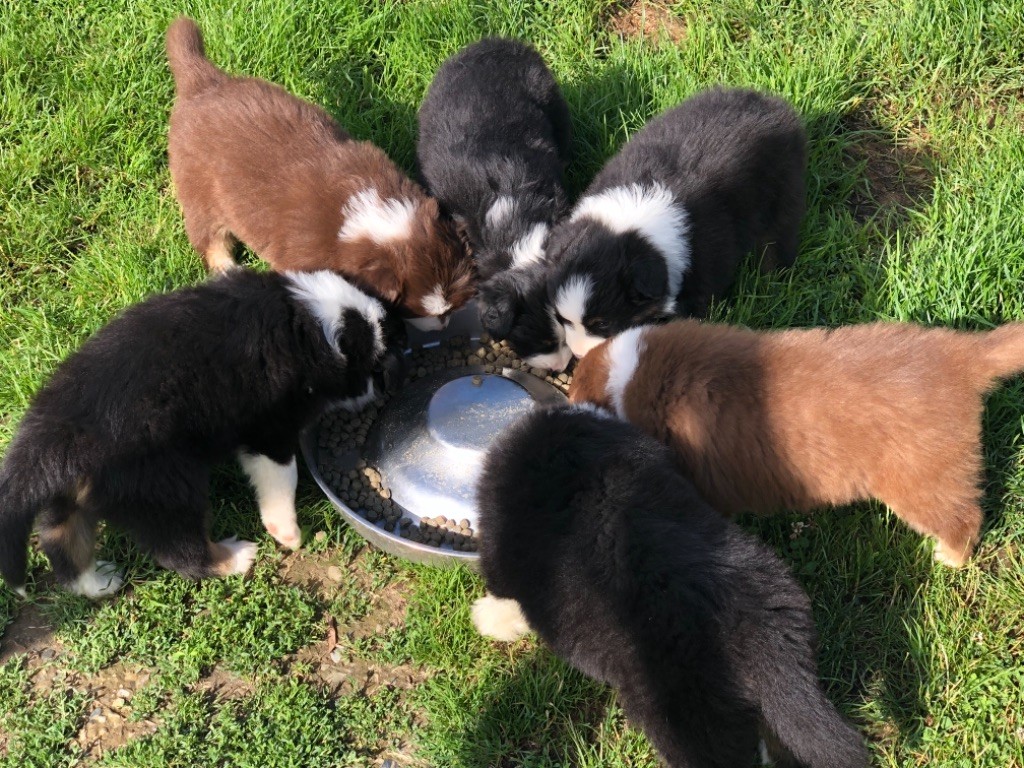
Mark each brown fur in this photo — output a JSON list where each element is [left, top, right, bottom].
[[570, 320, 1024, 566], [165, 17, 475, 320]]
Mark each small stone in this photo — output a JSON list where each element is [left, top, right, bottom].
[[326, 565, 344, 583], [313, 531, 327, 543], [329, 648, 343, 663], [116, 688, 132, 700], [112, 697, 126, 709], [40, 648, 56, 661], [90, 707, 104, 720]]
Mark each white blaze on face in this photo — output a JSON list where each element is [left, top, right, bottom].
[[508, 223, 549, 268], [555, 274, 604, 358], [571, 183, 690, 314], [605, 325, 648, 419], [524, 308, 572, 371], [338, 188, 419, 244], [408, 284, 451, 330]]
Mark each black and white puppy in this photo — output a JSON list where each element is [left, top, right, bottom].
[[0, 269, 397, 598], [473, 406, 867, 768], [545, 87, 807, 357], [417, 37, 573, 370]]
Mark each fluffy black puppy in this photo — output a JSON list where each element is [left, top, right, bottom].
[[417, 37, 573, 370], [546, 87, 807, 358], [474, 406, 867, 768], [0, 269, 397, 598]]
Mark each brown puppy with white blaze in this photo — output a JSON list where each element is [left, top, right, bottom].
[[165, 18, 475, 330], [569, 320, 1024, 566]]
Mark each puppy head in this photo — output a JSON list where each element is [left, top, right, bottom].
[[546, 223, 672, 358], [478, 270, 572, 372], [474, 193, 553, 278], [568, 325, 648, 418], [285, 271, 390, 406], [338, 188, 475, 331]]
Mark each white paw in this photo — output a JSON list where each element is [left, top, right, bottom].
[[71, 560, 126, 599], [934, 539, 972, 568], [269, 523, 302, 551], [471, 594, 531, 642], [218, 536, 258, 575]]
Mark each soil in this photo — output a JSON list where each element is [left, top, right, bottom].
[[608, 1, 688, 45]]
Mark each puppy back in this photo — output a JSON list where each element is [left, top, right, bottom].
[[166, 17, 225, 99]]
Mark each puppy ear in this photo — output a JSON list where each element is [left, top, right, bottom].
[[624, 248, 668, 303], [359, 264, 403, 305]]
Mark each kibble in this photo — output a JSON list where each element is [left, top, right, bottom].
[[316, 334, 572, 552]]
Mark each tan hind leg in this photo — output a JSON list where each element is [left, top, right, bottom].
[[878, 485, 982, 567], [201, 228, 238, 273]]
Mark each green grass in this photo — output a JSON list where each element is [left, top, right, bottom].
[[2, 0, 1024, 765]]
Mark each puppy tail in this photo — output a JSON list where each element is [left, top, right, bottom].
[[759, 665, 868, 768], [0, 431, 81, 594], [166, 17, 225, 99], [980, 323, 1024, 385]]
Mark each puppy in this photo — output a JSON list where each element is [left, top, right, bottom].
[[165, 17, 475, 331], [473, 406, 867, 768], [417, 38, 573, 370], [569, 320, 1024, 566], [0, 269, 395, 598], [545, 87, 807, 357]]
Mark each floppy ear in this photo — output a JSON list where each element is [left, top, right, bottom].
[[335, 310, 375, 364], [359, 264, 403, 305], [624, 245, 668, 304]]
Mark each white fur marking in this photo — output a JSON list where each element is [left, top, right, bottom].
[[485, 195, 516, 229], [524, 311, 572, 371], [71, 560, 125, 599], [217, 536, 259, 575], [572, 183, 690, 311], [509, 223, 549, 268], [605, 326, 648, 419], [286, 270, 385, 356], [420, 284, 451, 317], [239, 453, 301, 550], [338, 188, 419, 244], [555, 274, 607, 358], [335, 379, 376, 412], [759, 740, 770, 765], [471, 594, 532, 642]]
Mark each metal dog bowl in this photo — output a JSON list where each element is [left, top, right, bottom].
[[300, 302, 566, 566]]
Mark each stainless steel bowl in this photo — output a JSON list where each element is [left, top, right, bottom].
[[300, 302, 566, 566]]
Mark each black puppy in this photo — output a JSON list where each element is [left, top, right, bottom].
[[417, 37, 573, 370], [546, 87, 807, 357], [0, 269, 398, 598], [474, 406, 866, 768]]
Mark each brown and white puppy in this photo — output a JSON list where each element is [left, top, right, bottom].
[[569, 320, 1024, 566], [165, 17, 475, 330]]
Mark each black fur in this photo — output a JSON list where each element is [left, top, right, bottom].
[[546, 87, 807, 341], [417, 37, 572, 366], [476, 406, 867, 768], [0, 269, 394, 593]]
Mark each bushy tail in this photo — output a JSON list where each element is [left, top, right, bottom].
[[980, 323, 1024, 384], [165, 17, 225, 99], [759, 663, 868, 768], [0, 432, 78, 592]]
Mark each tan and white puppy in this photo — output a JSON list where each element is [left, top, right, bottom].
[[165, 17, 475, 330], [569, 320, 1024, 566]]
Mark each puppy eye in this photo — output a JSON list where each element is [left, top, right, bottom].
[[554, 311, 568, 326], [587, 318, 610, 334]]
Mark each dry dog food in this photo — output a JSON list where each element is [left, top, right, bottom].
[[315, 334, 571, 552]]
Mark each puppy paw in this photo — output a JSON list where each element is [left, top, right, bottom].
[[471, 594, 531, 642], [71, 560, 126, 599], [217, 536, 259, 575], [266, 523, 302, 551], [934, 539, 972, 568]]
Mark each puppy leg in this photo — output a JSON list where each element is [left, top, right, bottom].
[[757, 222, 800, 273], [880, 490, 982, 567], [182, 209, 237, 273], [38, 495, 124, 599], [238, 452, 301, 550], [201, 228, 238, 273], [471, 593, 532, 641]]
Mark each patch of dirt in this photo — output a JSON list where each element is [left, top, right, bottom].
[[192, 666, 257, 702], [843, 111, 936, 224], [608, 1, 688, 45], [279, 547, 347, 601], [74, 662, 159, 760], [0, 602, 59, 664]]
